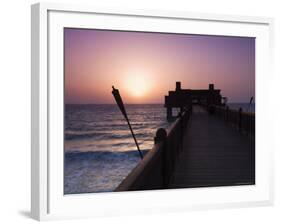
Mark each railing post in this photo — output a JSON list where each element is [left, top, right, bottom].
[[179, 114, 182, 153], [167, 107, 172, 120], [226, 106, 229, 122], [238, 107, 242, 132], [154, 128, 167, 144], [154, 128, 168, 188]]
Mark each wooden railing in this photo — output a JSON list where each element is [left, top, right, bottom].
[[115, 106, 192, 191], [212, 105, 255, 137]]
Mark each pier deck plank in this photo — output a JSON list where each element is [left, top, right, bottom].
[[169, 105, 255, 188]]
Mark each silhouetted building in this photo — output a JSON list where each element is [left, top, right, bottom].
[[164, 82, 223, 119]]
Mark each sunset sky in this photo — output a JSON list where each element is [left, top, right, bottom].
[[64, 28, 255, 104]]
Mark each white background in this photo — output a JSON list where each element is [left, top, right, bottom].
[[0, 0, 280, 223]]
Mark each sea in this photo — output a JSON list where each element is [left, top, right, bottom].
[[64, 104, 170, 194], [64, 103, 255, 194]]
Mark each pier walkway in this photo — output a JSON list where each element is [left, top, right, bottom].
[[169, 105, 255, 188]]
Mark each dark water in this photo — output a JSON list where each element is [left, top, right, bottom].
[[64, 104, 169, 194]]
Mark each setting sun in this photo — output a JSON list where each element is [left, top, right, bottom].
[[123, 72, 151, 98]]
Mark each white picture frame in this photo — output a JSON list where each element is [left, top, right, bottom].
[[31, 2, 274, 221]]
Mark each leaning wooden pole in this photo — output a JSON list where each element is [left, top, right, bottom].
[[111, 86, 143, 159]]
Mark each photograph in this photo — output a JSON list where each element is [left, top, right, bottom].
[[64, 28, 255, 194]]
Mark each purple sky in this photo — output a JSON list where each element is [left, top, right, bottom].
[[64, 28, 255, 104]]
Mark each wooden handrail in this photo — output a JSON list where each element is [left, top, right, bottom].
[[115, 142, 165, 191], [211, 105, 255, 137], [115, 106, 192, 191]]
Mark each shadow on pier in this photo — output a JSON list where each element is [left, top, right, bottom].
[[115, 83, 255, 191]]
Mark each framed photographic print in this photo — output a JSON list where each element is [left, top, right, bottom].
[[31, 2, 274, 221]]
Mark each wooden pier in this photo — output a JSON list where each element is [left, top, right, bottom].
[[115, 83, 255, 192], [169, 105, 255, 188]]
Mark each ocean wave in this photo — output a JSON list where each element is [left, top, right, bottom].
[[65, 132, 107, 140], [65, 121, 163, 132], [65, 150, 147, 161], [64, 150, 147, 194], [65, 130, 153, 141]]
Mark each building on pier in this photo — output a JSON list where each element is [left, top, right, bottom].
[[164, 82, 223, 119]]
